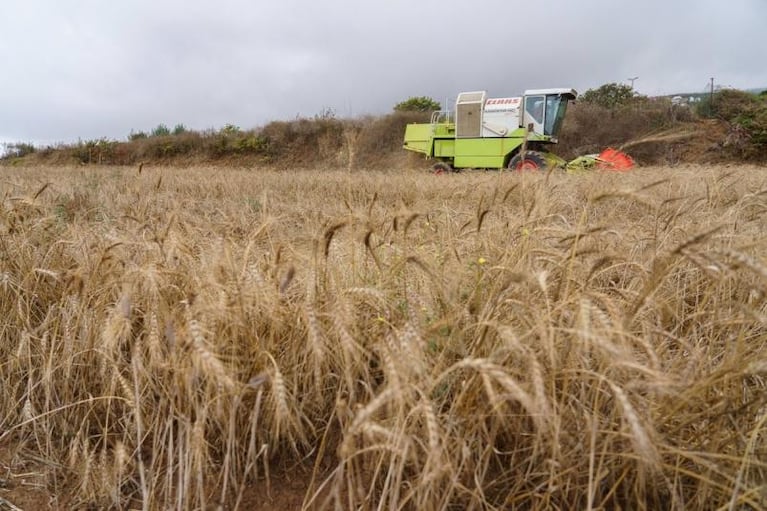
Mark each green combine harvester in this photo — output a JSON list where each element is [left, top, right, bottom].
[[403, 88, 577, 172]]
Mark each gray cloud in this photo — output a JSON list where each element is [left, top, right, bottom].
[[1, 0, 766, 146]]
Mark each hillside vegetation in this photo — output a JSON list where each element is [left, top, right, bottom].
[[3, 88, 767, 169], [1, 164, 766, 509]]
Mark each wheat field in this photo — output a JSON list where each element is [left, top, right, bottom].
[[1, 164, 766, 510]]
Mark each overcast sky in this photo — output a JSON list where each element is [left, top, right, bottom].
[[1, 0, 766, 147]]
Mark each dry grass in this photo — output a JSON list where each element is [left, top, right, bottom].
[[1, 164, 766, 510]]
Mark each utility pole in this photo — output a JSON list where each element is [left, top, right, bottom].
[[709, 77, 715, 116], [627, 76, 639, 90]]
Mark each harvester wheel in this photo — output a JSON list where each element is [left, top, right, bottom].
[[432, 162, 454, 175], [508, 151, 547, 172]]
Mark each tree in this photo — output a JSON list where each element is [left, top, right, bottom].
[[394, 96, 441, 113], [580, 83, 642, 109]]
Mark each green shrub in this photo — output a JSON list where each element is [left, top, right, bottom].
[[693, 89, 766, 160], [731, 105, 767, 159], [220, 124, 241, 136], [2, 142, 37, 159], [580, 83, 644, 109], [234, 134, 270, 154], [739, 107, 767, 144], [394, 96, 441, 112], [209, 134, 230, 157], [143, 132, 202, 159], [151, 124, 171, 137], [696, 89, 759, 121], [70, 138, 118, 164]]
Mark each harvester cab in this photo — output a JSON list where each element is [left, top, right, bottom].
[[459, 88, 575, 140], [521, 89, 576, 140], [403, 88, 577, 171]]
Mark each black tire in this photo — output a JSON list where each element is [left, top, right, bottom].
[[507, 151, 548, 172], [432, 162, 455, 175]]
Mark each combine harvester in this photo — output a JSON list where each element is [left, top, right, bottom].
[[403, 89, 634, 173]]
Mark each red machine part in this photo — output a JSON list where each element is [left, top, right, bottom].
[[595, 148, 635, 171]]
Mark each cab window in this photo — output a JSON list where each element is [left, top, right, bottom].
[[525, 96, 544, 124]]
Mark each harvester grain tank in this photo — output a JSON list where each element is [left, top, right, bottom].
[[403, 88, 577, 171]]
